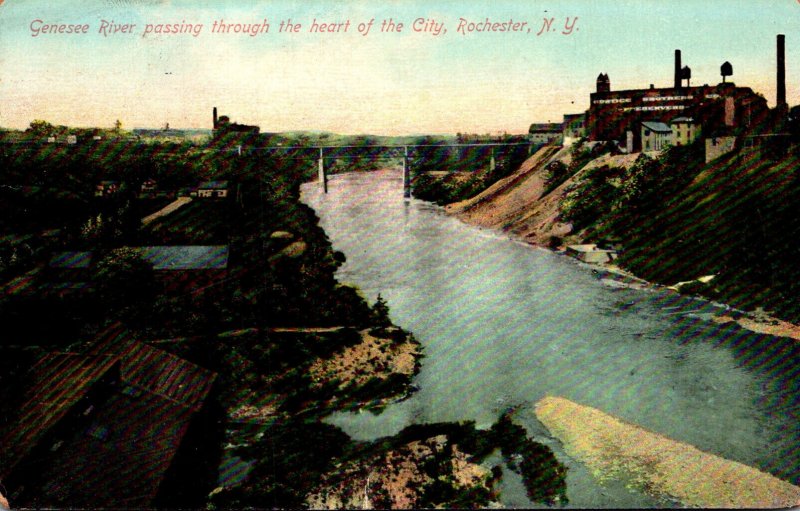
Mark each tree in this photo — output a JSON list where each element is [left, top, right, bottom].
[[373, 294, 392, 327], [27, 119, 56, 138], [94, 247, 157, 322]]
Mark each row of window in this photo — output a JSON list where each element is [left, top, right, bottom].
[[592, 98, 632, 104], [642, 95, 694, 102], [594, 93, 726, 106], [623, 105, 687, 112]]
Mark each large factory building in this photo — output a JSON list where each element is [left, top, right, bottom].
[[587, 36, 787, 152]]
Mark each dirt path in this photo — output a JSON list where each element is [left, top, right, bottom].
[[535, 396, 800, 508], [141, 196, 192, 225]]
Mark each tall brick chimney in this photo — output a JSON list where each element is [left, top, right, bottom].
[[777, 34, 787, 108], [213, 107, 218, 129], [675, 49, 682, 89]]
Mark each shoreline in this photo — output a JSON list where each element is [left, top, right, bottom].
[[444, 202, 800, 343], [535, 396, 800, 508]]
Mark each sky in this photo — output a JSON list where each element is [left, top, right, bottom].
[[1, 0, 799, 135]]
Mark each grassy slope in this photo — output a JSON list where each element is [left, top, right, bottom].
[[444, 138, 800, 322], [614, 145, 800, 320]]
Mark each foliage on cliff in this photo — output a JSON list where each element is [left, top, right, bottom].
[[411, 138, 532, 205], [561, 139, 800, 322]]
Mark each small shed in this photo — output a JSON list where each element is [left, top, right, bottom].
[[670, 117, 701, 146], [190, 181, 228, 199], [566, 244, 618, 264], [641, 121, 672, 152], [95, 181, 120, 197]]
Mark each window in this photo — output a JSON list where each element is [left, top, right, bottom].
[[87, 422, 110, 441], [121, 385, 143, 398]]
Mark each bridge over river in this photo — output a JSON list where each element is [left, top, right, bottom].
[[247, 142, 533, 197]]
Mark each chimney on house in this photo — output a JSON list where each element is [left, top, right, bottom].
[[675, 49, 682, 89], [777, 34, 787, 108]]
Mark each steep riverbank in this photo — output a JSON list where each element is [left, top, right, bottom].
[[445, 143, 637, 246], [445, 141, 800, 336]]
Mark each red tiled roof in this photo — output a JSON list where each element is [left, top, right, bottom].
[[30, 390, 196, 508], [2, 326, 218, 507], [88, 325, 217, 411], [119, 341, 216, 412], [0, 353, 119, 479]]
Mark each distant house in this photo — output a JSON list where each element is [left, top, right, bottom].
[[94, 181, 120, 197], [529, 123, 563, 145], [562, 113, 587, 144], [0, 340, 218, 508], [141, 178, 158, 193], [641, 121, 673, 152], [670, 117, 701, 146], [136, 245, 230, 292], [136, 245, 229, 270], [705, 136, 737, 163], [212, 109, 260, 135], [190, 181, 228, 199]]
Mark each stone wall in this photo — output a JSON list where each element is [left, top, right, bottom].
[[705, 136, 736, 163]]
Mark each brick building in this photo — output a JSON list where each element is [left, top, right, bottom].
[[587, 43, 778, 152]]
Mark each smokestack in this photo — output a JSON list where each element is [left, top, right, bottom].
[[213, 107, 218, 129], [675, 49, 682, 89], [777, 34, 786, 107]]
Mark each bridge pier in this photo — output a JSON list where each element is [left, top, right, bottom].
[[403, 146, 411, 198], [490, 147, 496, 173], [318, 148, 327, 193]]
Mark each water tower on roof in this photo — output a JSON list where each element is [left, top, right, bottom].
[[721, 61, 733, 83]]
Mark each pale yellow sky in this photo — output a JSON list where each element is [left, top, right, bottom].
[[1, 1, 798, 134]]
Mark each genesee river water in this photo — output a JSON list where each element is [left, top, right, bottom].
[[300, 169, 800, 508]]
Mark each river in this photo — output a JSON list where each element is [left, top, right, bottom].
[[300, 169, 800, 508]]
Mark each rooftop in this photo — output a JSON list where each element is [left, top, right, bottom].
[[1, 335, 217, 508], [119, 341, 216, 412], [136, 245, 229, 270], [529, 123, 562, 133], [0, 353, 120, 480], [197, 180, 228, 189], [48, 251, 92, 269], [641, 121, 672, 133], [32, 389, 197, 508]]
